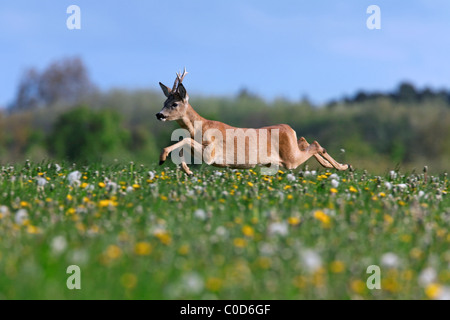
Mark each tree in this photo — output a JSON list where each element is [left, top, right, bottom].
[[12, 57, 94, 111], [47, 106, 128, 162]]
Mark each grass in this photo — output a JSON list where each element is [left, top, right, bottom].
[[0, 161, 448, 299]]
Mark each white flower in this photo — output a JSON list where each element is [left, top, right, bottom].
[[418, 190, 425, 197], [15, 209, 28, 225], [67, 171, 81, 185], [148, 171, 155, 180], [303, 171, 311, 177], [215, 226, 228, 237], [36, 177, 47, 187], [286, 173, 296, 182], [340, 148, 346, 153], [214, 171, 223, 176], [419, 267, 437, 287], [384, 182, 392, 190], [390, 171, 397, 179], [0, 205, 9, 215], [397, 183, 408, 190], [268, 222, 288, 236], [437, 286, 450, 300], [55, 163, 61, 172], [126, 186, 134, 193], [381, 252, 400, 268], [194, 209, 206, 220], [331, 179, 339, 188], [107, 182, 118, 193], [311, 170, 317, 176], [301, 249, 322, 273], [182, 272, 204, 294], [329, 173, 339, 180], [51, 236, 67, 254]]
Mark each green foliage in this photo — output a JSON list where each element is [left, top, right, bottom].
[[47, 106, 129, 163]]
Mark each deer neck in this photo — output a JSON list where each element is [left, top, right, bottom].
[[176, 104, 206, 138]]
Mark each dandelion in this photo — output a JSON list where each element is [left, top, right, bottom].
[[182, 272, 204, 294], [314, 210, 330, 225], [126, 186, 134, 193], [98, 182, 106, 188], [390, 171, 397, 179], [330, 188, 338, 194], [36, 177, 47, 187], [206, 277, 223, 292], [148, 171, 155, 180], [214, 171, 223, 176], [384, 182, 392, 190], [378, 192, 386, 197], [349, 186, 358, 193], [134, 242, 152, 255], [247, 182, 254, 187], [330, 260, 345, 273], [242, 225, 255, 237], [397, 183, 408, 191], [120, 273, 138, 289], [233, 238, 247, 248], [287, 217, 301, 225], [106, 245, 122, 259], [425, 283, 442, 299]]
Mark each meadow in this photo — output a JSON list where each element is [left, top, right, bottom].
[[0, 161, 448, 299]]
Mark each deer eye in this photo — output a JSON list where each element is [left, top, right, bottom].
[[172, 103, 178, 108]]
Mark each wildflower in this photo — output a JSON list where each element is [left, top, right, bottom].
[[182, 272, 204, 294], [268, 222, 289, 236], [15, 209, 28, 225], [384, 182, 392, 190], [419, 267, 437, 287], [67, 171, 81, 185], [178, 244, 190, 255], [154, 230, 172, 245], [381, 252, 400, 268], [330, 188, 338, 194], [301, 249, 322, 273], [288, 217, 301, 225], [425, 283, 442, 299], [120, 273, 138, 289], [314, 210, 330, 225], [287, 194, 294, 200], [206, 277, 223, 292], [214, 171, 223, 176], [330, 260, 345, 273], [106, 245, 122, 259], [51, 236, 67, 254], [126, 186, 134, 193], [134, 242, 152, 255], [389, 171, 397, 179], [331, 179, 339, 188], [98, 182, 106, 188], [36, 177, 47, 187], [194, 209, 207, 220], [233, 238, 247, 248], [132, 184, 140, 189], [242, 225, 255, 237], [349, 186, 358, 193], [397, 183, 408, 190], [378, 192, 386, 197], [247, 182, 254, 187], [350, 279, 366, 294], [55, 163, 61, 172], [286, 173, 296, 181], [148, 171, 155, 180]]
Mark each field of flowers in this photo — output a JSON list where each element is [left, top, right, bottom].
[[0, 160, 449, 299]]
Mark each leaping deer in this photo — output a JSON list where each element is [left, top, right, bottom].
[[156, 69, 350, 175]]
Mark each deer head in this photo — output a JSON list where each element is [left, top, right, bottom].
[[156, 68, 189, 121]]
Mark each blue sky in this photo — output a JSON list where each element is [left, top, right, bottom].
[[1, 0, 450, 106]]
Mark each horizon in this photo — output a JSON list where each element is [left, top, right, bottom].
[[1, 0, 450, 107]]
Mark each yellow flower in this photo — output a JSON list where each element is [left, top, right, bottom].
[[160, 195, 168, 201], [154, 230, 172, 245], [206, 277, 223, 292], [80, 182, 88, 189], [398, 200, 406, 206], [120, 273, 137, 289], [98, 182, 106, 188], [284, 185, 292, 190], [242, 225, 255, 237], [278, 170, 285, 174], [384, 214, 394, 224], [20, 201, 30, 208], [106, 245, 122, 259], [350, 279, 366, 294], [66, 194, 73, 201], [132, 184, 140, 189], [178, 244, 190, 255], [26, 225, 40, 234], [287, 194, 293, 200], [378, 192, 386, 197], [288, 217, 301, 225], [330, 188, 338, 194], [233, 238, 247, 248], [314, 210, 330, 225], [425, 283, 442, 299], [330, 260, 345, 273], [247, 182, 254, 187], [134, 242, 152, 255], [349, 186, 358, 193]]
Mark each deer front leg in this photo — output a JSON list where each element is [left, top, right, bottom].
[[298, 137, 333, 168], [159, 137, 204, 171], [312, 140, 349, 171]]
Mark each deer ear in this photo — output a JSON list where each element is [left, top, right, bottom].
[[159, 82, 171, 97], [178, 83, 188, 101]]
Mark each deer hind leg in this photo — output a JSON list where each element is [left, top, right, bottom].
[[298, 137, 333, 168]]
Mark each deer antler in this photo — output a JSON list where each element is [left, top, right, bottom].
[[171, 67, 188, 92]]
